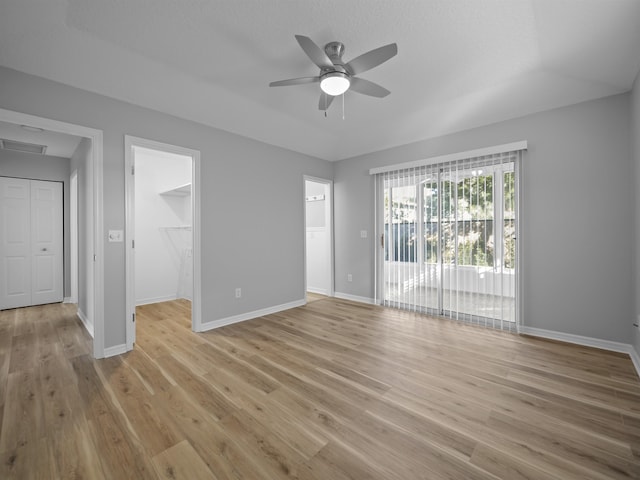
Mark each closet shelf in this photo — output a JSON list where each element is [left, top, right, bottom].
[[159, 183, 191, 196]]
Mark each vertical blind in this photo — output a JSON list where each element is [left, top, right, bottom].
[[374, 147, 523, 331]]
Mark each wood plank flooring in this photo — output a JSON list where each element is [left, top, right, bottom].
[[1, 297, 639, 479], [305, 293, 327, 304]]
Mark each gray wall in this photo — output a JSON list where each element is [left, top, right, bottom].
[[2, 63, 636, 351], [0, 66, 332, 349], [70, 138, 91, 320], [632, 72, 640, 357], [0, 149, 71, 297], [334, 93, 633, 344]]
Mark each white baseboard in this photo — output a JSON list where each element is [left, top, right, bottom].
[[519, 326, 632, 353], [520, 326, 640, 378], [136, 295, 177, 306], [307, 287, 328, 295], [76, 308, 94, 338], [103, 343, 127, 358], [630, 347, 640, 377], [198, 299, 306, 332], [63, 297, 77, 304], [333, 292, 376, 305]]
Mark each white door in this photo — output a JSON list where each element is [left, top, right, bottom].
[[0, 177, 63, 309], [0, 177, 31, 308]]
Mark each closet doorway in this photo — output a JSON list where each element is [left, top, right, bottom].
[[0, 177, 64, 309], [125, 136, 201, 350], [304, 177, 333, 301]]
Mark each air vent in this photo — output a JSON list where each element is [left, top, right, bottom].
[[0, 139, 47, 155]]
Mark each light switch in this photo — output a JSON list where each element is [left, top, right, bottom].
[[360, 230, 368, 238], [108, 230, 124, 242]]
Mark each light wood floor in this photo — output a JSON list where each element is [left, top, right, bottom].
[[306, 292, 327, 303], [1, 298, 639, 479]]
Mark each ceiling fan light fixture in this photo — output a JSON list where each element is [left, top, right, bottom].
[[320, 72, 350, 96]]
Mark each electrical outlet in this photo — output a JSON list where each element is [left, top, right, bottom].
[[235, 288, 242, 298], [347, 274, 353, 282], [360, 230, 367, 238]]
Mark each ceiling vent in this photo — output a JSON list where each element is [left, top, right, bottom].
[[0, 139, 48, 155]]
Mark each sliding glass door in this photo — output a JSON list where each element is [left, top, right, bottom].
[[377, 151, 519, 330]]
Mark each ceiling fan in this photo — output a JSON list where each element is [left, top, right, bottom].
[[269, 35, 398, 111]]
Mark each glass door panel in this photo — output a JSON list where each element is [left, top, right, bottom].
[[421, 180, 439, 310], [384, 185, 418, 306], [442, 172, 496, 318], [381, 158, 517, 328], [501, 170, 516, 322]]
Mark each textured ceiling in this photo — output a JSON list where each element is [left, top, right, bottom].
[[1, 0, 639, 161]]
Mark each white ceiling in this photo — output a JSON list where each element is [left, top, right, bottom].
[[0, 120, 82, 158], [1, 0, 639, 161]]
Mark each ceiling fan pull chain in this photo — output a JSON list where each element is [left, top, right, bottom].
[[342, 93, 345, 120]]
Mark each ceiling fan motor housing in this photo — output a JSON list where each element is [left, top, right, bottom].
[[324, 41, 346, 64], [321, 42, 350, 88]]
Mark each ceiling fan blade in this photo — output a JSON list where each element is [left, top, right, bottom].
[[318, 92, 335, 111], [269, 77, 319, 87], [345, 43, 397, 76], [295, 35, 334, 69], [349, 77, 391, 98]]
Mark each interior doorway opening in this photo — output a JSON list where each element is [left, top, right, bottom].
[[304, 177, 333, 302], [0, 108, 104, 357], [125, 136, 201, 350]]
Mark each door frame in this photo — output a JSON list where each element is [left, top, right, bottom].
[[69, 170, 78, 304], [124, 135, 202, 350], [0, 108, 105, 357], [303, 175, 334, 299]]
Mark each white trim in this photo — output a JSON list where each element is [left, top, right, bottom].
[[76, 308, 94, 338], [93, 133, 105, 359], [630, 348, 640, 377], [519, 326, 631, 352], [192, 149, 202, 334], [520, 326, 640, 378], [136, 295, 179, 306], [124, 136, 202, 351], [334, 292, 376, 305], [374, 175, 384, 304], [69, 170, 78, 305], [124, 137, 135, 350], [0, 108, 105, 359], [63, 297, 74, 304], [369, 141, 528, 175], [515, 151, 523, 333], [198, 299, 306, 332], [307, 287, 329, 296], [103, 343, 127, 358]]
